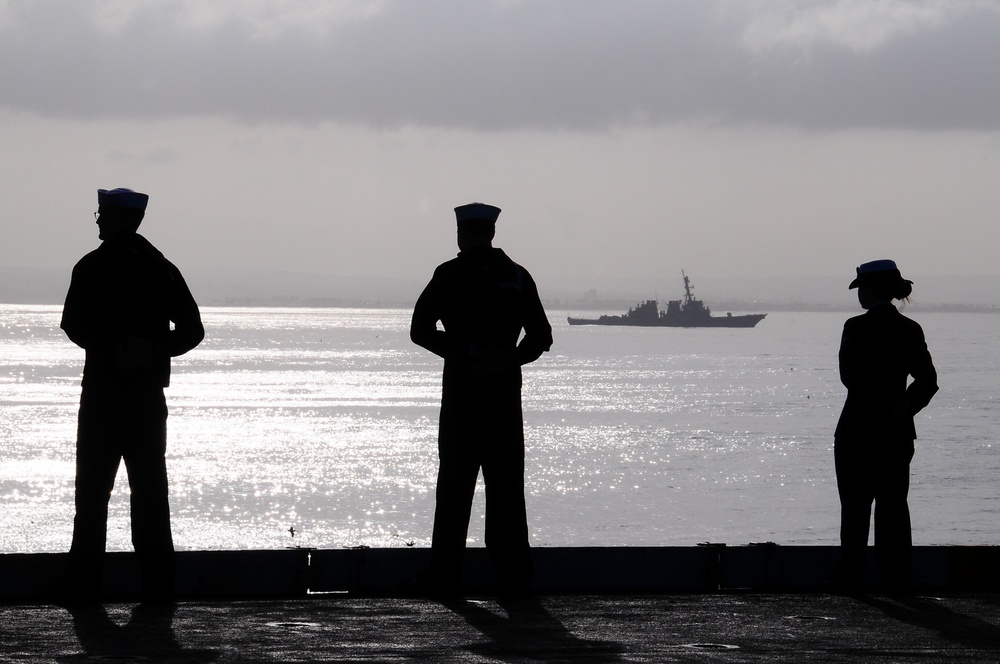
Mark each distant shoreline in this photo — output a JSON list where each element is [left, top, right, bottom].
[[4, 297, 999, 314], [5, 265, 1000, 313]]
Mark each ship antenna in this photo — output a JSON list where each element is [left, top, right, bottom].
[[682, 270, 694, 304]]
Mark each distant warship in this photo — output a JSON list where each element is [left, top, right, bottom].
[[567, 272, 766, 328]]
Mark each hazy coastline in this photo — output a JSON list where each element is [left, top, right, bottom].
[[4, 265, 1000, 313]]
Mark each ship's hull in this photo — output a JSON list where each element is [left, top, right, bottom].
[[567, 313, 766, 328]]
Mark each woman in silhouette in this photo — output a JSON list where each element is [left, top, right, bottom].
[[833, 259, 938, 593]]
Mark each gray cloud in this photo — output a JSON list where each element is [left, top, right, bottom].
[[1, 0, 999, 131], [106, 146, 180, 164]]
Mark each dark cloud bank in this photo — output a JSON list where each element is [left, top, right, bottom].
[[2, 1, 999, 132]]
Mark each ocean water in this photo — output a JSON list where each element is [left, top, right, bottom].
[[1, 304, 998, 554]]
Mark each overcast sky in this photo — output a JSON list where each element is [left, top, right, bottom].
[[3, 0, 999, 296]]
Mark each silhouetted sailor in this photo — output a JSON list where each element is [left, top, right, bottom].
[[59, 188, 204, 602], [410, 202, 553, 596], [832, 259, 937, 594]]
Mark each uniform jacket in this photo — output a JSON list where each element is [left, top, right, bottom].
[[834, 303, 938, 443], [61, 233, 204, 390], [410, 247, 552, 418]]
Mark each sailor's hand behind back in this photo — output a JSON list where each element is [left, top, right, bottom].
[[115, 335, 155, 372], [470, 347, 516, 377]]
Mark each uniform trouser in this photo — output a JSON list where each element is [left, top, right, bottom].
[[429, 404, 532, 588], [68, 387, 175, 595], [834, 439, 913, 590]]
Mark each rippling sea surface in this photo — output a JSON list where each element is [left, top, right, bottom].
[[2, 304, 998, 553]]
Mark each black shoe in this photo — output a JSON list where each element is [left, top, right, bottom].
[[494, 568, 533, 601]]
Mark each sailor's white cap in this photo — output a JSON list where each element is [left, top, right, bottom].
[[97, 188, 148, 210], [454, 202, 501, 224]]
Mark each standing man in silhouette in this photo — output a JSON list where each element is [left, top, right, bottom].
[[833, 259, 937, 594], [60, 188, 204, 602], [411, 202, 553, 597]]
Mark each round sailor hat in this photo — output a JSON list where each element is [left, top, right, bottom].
[[849, 259, 912, 289], [97, 188, 149, 210], [454, 202, 501, 224]]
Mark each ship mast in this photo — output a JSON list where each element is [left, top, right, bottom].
[[682, 270, 694, 305]]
